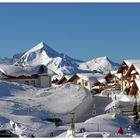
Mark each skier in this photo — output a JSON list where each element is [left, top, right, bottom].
[[117, 127, 124, 135]]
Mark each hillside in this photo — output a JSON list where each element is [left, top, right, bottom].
[[0, 80, 93, 137]]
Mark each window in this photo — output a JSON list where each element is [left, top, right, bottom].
[[85, 81, 88, 86], [78, 82, 81, 85], [24, 81, 29, 85], [31, 80, 35, 86]]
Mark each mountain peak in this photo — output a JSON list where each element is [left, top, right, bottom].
[[36, 42, 48, 49], [14, 42, 60, 66], [96, 56, 109, 61], [102, 56, 108, 59], [28, 42, 47, 53], [39, 41, 45, 45], [79, 56, 119, 73], [13, 42, 119, 74]]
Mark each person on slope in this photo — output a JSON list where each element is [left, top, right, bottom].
[[117, 127, 124, 135]]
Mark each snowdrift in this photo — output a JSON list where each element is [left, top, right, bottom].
[[0, 80, 93, 137], [85, 113, 130, 133]]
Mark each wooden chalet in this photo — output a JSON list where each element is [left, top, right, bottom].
[[104, 71, 121, 90], [117, 60, 140, 91], [93, 80, 106, 90], [56, 75, 72, 85], [123, 63, 140, 95], [67, 74, 80, 83], [105, 72, 114, 83], [67, 73, 106, 91]]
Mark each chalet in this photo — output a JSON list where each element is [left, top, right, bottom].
[[0, 65, 54, 88], [105, 71, 121, 90], [105, 71, 115, 83], [123, 63, 140, 95], [93, 78, 107, 90], [67, 74, 79, 84], [67, 73, 106, 91], [56, 75, 72, 85], [117, 60, 140, 75], [117, 60, 140, 91], [52, 75, 63, 84]]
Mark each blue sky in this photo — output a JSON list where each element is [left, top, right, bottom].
[[0, 3, 140, 63]]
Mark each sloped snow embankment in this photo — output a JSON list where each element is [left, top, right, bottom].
[[0, 80, 93, 136], [36, 83, 93, 123], [105, 91, 136, 112], [84, 113, 140, 137]]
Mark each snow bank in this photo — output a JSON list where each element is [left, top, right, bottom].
[[105, 92, 136, 112], [57, 113, 140, 138], [117, 92, 136, 102], [99, 88, 121, 97], [0, 80, 93, 136], [85, 113, 131, 132], [36, 83, 93, 122]]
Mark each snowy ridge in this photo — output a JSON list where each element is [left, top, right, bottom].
[[79, 56, 119, 73], [0, 42, 119, 76], [0, 80, 92, 122], [15, 42, 60, 66], [14, 42, 83, 75], [11, 42, 119, 75]]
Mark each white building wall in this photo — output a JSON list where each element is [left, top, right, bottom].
[[6, 79, 39, 87], [76, 78, 92, 90], [77, 79, 84, 86], [39, 75, 52, 88]]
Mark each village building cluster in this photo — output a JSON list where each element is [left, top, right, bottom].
[[0, 59, 140, 96], [53, 60, 140, 118], [1, 59, 140, 104], [54, 60, 140, 97]]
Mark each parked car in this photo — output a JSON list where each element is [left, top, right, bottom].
[[0, 129, 18, 137], [46, 118, 62, 126], [90, 88, 101, 95]]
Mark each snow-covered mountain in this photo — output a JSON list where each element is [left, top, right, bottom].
[[1, 42, 119, 75], [79, 56, 119, 73], [14, 42, 83, 75]]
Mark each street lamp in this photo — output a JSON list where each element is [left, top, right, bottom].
[[70, 112, 75, 130]]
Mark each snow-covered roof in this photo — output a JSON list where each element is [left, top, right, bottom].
[[0, 68, 6, 74], [52, 75, 63, 81], [131, 70, 137, 74], [77, 73, 105, 84], [110, 70, 117, 75], [135, 78, 140, 90], [97, 78, 107, 84], [0, 64, 55, 77], [65, 75, 72, 80], [114, 73, 123, 80], [91, 86, 100, 89], [124, 60, 140, 67], [133, 63, 140, 75]]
